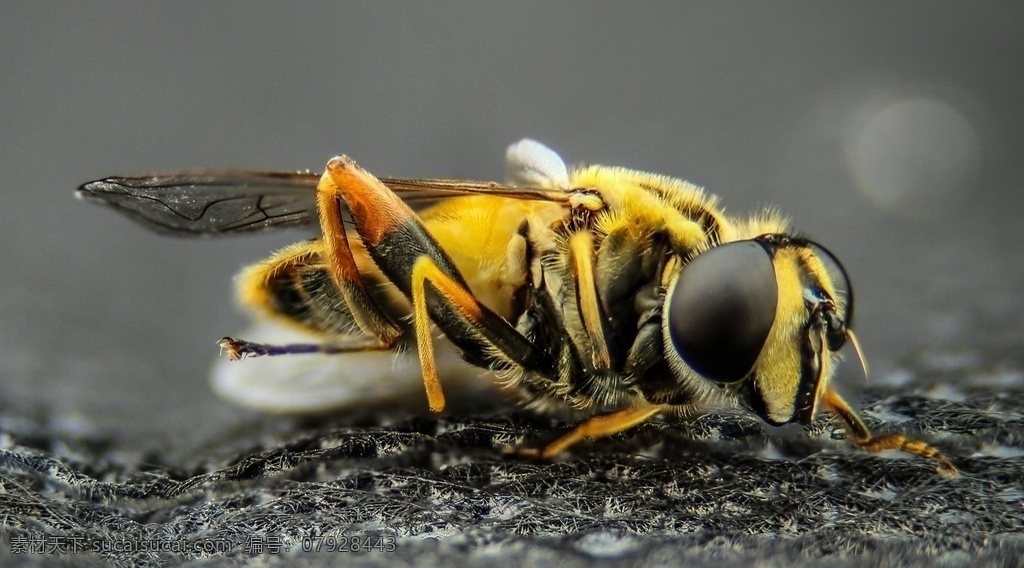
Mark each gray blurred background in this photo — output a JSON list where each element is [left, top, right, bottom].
[[2, 2, 1022, 451]]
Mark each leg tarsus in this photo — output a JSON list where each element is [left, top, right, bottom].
[[218, 335, 393, 361], [822, 389, 957, 475], [850, 432, 957, 475]]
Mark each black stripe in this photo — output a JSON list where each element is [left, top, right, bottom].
[[795, 326, 824, 424], [637, 181, 721, 244]]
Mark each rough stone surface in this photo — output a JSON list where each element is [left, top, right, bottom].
[[2, 340, 1022, 567]]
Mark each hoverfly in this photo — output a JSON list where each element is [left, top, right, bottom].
[[77, 139, 954, 473]]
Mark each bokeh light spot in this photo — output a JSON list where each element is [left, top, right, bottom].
[[848, 97, 980, 217]]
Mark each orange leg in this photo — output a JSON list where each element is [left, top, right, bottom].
[[410, 256, 484, 412], [568, 230, 611, 371], [316, 165, 403, 345], [822, 389, 957, 475], [218, 160, 407, 361], [322, 157, 552, 412], [505, 405, 665, 459]]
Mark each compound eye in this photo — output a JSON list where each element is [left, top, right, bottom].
[[668, 241, 778, 383]]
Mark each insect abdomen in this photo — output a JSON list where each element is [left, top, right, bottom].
[[236, 240, 407, 338]]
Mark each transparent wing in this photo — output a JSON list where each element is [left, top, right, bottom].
[[78, 168, 578, 237], [76, 171, 322, 236]]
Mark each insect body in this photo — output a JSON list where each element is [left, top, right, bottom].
[[78, 139, 954, 473]]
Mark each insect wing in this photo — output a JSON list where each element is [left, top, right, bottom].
[[76, 171, 321, 235], [78, 168, 574, 237]]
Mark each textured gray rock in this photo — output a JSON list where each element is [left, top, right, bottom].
[[2, 343, 1022, 567]]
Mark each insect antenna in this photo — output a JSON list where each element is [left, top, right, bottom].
[[846, 329, 869, 382]]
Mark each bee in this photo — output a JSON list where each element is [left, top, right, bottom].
[[77, 139, 954, 473]]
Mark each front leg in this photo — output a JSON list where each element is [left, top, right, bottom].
[[822, 389, 957, 474]]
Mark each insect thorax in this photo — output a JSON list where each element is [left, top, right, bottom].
[[502, 165, 752, 415]]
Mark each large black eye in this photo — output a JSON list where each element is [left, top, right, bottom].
[[668, 241, 778, 383]]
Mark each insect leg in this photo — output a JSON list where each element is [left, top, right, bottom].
[[321, 156, 552, 412], [224, 239, 406, 359], [822, 389, 957, 474], [218, 335, 391, 360], [316, 170, 404, 346], [568, 230, 611, 371], [504, 405, 665, 459]]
